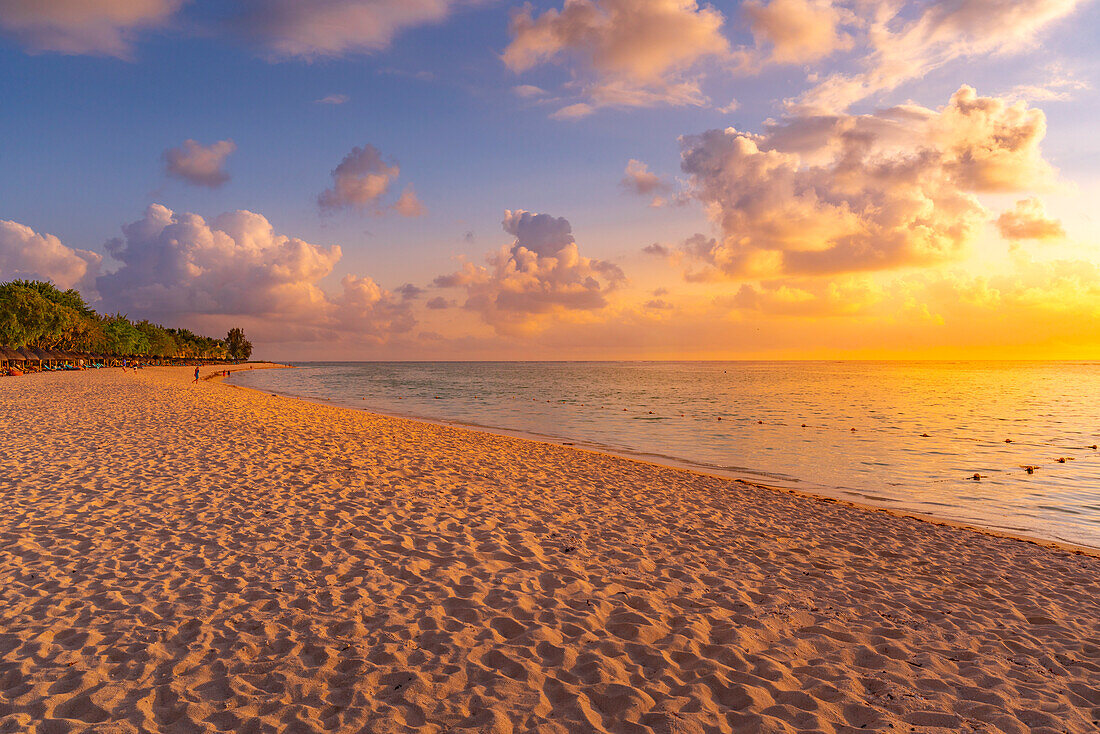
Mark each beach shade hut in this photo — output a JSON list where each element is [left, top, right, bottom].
[[1, 347, 24, 374], [16, 347, 40, 369], [29, 347, 53, 367]]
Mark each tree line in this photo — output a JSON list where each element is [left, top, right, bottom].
[[0, 280, 252, 360]]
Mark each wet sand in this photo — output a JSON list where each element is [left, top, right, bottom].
[[1, 366, 1098, 733]]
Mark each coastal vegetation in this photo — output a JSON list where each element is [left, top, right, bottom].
[[0, 279, 243, 359]]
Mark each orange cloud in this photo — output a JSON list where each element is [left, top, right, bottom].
[[729, 276, 883, 317], [434, 210, 626, 334], [742, 0, 850, 65], [678, 87, 1056, 278], [504, 0, 729, 114], [996, 198, 1065, 241]]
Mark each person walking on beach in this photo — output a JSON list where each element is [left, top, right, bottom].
[[193, 366, 200, 383]]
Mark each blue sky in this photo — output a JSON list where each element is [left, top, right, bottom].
[[2, 0, 1099, 359]]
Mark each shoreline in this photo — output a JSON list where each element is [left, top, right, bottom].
[[3, 365, 1098, 733], [225, 364, 1100, 559]]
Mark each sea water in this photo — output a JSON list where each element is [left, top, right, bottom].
[[231, 361, 1100, 549]]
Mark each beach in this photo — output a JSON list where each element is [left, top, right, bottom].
[[1, 367, 1098, 734]]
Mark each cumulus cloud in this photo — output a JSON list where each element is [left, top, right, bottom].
[[318, 144, 423, 215], [393, 185, 427, 217], [622, 159, 676, 207], [0, 219, 101, 292], [796, 0, 1085, 112], [643, 243, 670, 256], [229, 0, 465, 59], [433, 210, 626, 334], [621, 159, 668, 195], [396, 283, 424, 300], [677, 86, 1056, 278], [163, 139, 236, 188], [742, 0, 850, 65], [996, 198, 1065, 241], [426, 296, 450, 309], [0, 0, 182, 57], [96, 204, 414, 341], [503, 0, 729, 114]]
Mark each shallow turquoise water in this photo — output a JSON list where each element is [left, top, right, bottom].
[[232, 362, 1100, 548]]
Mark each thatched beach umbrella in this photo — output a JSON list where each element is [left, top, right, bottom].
[[3, 347, 25, 362], [16, 347, 39, 365]]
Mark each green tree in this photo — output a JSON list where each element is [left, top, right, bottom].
[[0, 285, 55, 347], [101, 315, 150, 355], [226, 327, 252, 361], [1, 279, 230, 360], [0, 280, 100, 351]]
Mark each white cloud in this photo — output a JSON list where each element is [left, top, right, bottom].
[[315, 93, 350, 105], [678, 86, 1057, 278], [434, 210, 626, 334], [96, 204, 414, 341], [0, 0, 182, 57], [0, 219, 101, 292], [163, 139, 236, 188], [1007, 64, 1090, 103], [795, 0, 1085, 112]]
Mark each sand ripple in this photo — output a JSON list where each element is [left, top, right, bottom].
[[0, 367, 1098, 733]]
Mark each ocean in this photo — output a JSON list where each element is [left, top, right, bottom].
[[230, 361, 1100, 549]]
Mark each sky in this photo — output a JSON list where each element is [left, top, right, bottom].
[[1, 0, 1099, 360]]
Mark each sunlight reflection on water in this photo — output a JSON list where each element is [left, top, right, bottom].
[[233, 361, 1100, 548]]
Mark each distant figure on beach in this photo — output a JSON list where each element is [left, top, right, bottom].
[[193, 366, 200, 383], [122, 358, 128, 372]]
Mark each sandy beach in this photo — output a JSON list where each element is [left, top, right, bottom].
[[1, 366, 1098, 734]]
